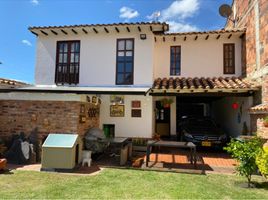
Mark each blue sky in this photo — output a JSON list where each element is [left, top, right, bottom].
[[0, 0, 232, 83]]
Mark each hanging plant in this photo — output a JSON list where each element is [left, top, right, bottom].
[[263, 116, 268, 128], [160, 98, 174, 108]]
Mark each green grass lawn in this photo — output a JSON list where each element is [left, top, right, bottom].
[[0, 169, 267, 199]]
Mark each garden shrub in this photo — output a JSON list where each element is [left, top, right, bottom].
[[256, 146, 268, 178], [224, 137, 264, 187]]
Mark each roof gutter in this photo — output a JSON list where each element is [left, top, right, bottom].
[[0, 87, 149, 95]]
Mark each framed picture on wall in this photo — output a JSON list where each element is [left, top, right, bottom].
[[110, 95, 124, 104], [110, 105, 125, 117], [132, 100, 141, 108], [131, 109, 142, 117]]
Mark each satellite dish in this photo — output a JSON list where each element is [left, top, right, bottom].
[[219, 4, 232, 18]]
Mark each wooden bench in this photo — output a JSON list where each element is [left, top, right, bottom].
[[146, 140, 197, 167]]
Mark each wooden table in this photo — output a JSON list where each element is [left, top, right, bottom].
[[146, 140, 197, 167]]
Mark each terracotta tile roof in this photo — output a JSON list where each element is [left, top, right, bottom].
[[29, 22, 168, 30], [157, 28, 246, 36], [249, 104, 268, 113], [0, 78, 28, 89], [152, 77, 258, 92]]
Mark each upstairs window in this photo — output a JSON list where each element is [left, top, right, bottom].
[[116, 39, 134, 85], [55, 41, 80, 85], [170, 46, 181, 76], [223, 43, 235, 74]]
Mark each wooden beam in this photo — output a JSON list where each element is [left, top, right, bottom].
[[194, 35, 198, 40], [51, 30, 58, 35], [71, 29, 78, 34], [115, 27, 119, 33], [40, 30, 48, 36], [150, 26, 152, 31], [126, 26, 130, 32], [61, 29, 68, 35], [239, 33, 245, 38], [228, 34, 232, 39], [82, 28, 88, 34], [31, 31, 38, 36], [138, 26, 141, 32], [104, 27, 109, 33], [216, 34, 221, 39], [205, 35, 209, 40], [184, 36, 187, 41], [163, 37, 165, 42], [93, 28, 98, 33], [173, 37, 176, 41]]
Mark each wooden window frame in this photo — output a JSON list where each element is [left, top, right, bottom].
[[55, 40, 80, 85], [170, 46, 181, 76], [116, 38, 134, 85], [223, 43, 235, 74]]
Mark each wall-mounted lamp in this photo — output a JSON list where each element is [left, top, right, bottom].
[[140, 34, 147, 40]]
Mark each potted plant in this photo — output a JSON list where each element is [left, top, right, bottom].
[[263, 116, 268, 128], [160, 98, 174, 108]]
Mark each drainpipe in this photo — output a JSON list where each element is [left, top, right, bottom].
[[254, 1, 261, 71]]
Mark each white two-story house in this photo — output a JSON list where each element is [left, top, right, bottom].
[[0, 22, 259, 143]]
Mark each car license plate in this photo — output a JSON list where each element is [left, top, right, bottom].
[[202, 141, 211, 147]]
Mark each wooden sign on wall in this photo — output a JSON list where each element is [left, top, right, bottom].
[[110, 105, 125, 117], [131, 109, 142, 117], [132, 100, 141, 108]]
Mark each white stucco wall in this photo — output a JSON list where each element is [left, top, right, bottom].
[[154, 33, 242, 78], [99, 95, 153, 138], [211, 96, 253, 137], [35, 31, 154, 86]]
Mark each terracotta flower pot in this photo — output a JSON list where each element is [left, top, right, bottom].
[[163, 104, 170, 108], [263, 121, 268, 128]]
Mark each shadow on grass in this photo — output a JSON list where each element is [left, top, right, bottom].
[[234, 180, 268, 189], [0, 169, 14, 175], [254, 181, 268, 190]]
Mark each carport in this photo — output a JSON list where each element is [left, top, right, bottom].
[[151, 77, 260, 139]]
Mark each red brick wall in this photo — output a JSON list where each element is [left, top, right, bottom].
[[0, 100, 99, 142], [250, 113, 267, 134], [228, 0, 268, 138], [250, 113, 268, 138], [259, 0, 268, 67], [226, 0, 268, 74], [262, 76, 268, 103]]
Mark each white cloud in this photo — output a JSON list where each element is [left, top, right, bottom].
[[167, 21, 199, 32], [30, 0, 39, 5], [22, 40, 32, 46], [146, 0, 200, 33], [146, 11, 161, 20], [161, 0, 200, 21], [119, 6, 139, 20]]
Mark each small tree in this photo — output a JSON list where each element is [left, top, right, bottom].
[[224, 137, 264, 187]]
